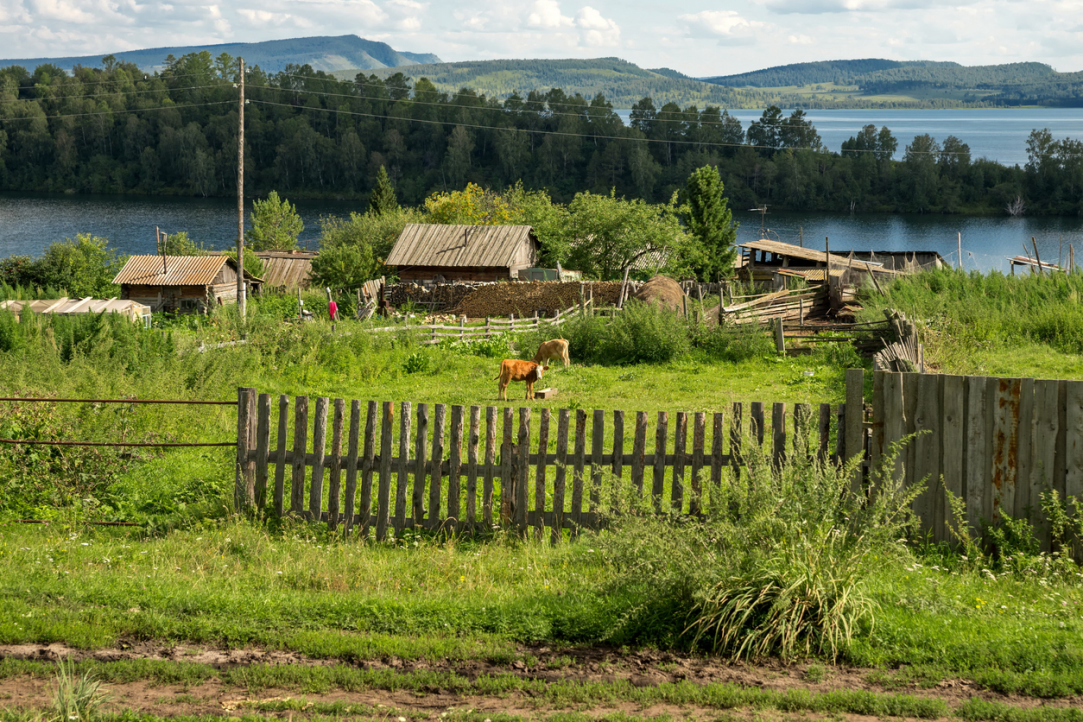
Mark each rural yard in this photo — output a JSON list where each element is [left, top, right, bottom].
[[4, 268, 1083, 722]]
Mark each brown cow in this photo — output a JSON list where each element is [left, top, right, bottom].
[[495, 359, 549, 401], [532, 338, 570, 368]]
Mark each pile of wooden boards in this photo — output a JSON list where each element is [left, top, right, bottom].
[[874, 310, 922, 372], [454, 281, 624, 318], [720, 286, 828, 325]]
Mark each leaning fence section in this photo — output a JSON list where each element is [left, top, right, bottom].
[[235, 371, 868, 540]]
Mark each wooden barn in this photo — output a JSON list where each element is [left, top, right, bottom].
[[736, 239, 900, 287], [112, 255, 263, 313], [386, 224, 539, 282]]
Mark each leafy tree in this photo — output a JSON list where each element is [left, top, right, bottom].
[[368, 165, 399, 216], [424, 183, 514, 225], [246, 191, 304, 251], [35, 234, 126, 297], [684, 165, 738, 281], [564, 190, 689, 279], [746, 106, 784, 152], [313, 207, 422, 289]]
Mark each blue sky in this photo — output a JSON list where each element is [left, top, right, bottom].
[[1, 0, 1081, 76]]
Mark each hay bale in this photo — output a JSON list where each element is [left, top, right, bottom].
[[633, 275, 685, 315]]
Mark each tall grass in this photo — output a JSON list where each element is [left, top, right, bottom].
[[596, 443, 920, 660]]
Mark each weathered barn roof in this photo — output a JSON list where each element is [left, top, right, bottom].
[[1, 297, 151, 322], [254, 251, 317, 289], [113, 255, 263, 286], [386, 225, 537, 268], [738, 239, 897, 274]]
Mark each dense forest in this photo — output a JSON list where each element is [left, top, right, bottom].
[[0, 52, 1081, 216]]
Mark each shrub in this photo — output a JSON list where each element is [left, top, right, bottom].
[[595, 442, 919, 660]]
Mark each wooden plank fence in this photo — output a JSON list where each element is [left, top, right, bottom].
[[234, 374, 868, 539], [873, 370, 1083, 549]]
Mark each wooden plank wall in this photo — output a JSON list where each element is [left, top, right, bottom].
[[235, 377, 866, 539], [874, 371, 1081, 547]]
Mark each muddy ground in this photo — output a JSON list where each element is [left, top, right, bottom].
[[0, 643, 1077, 720]]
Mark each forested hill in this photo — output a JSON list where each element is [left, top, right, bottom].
[[347, 58, 763, 108], [702, 59, 945, 88], [702, 59, 1082, 107], [0, 35, 441, 75]]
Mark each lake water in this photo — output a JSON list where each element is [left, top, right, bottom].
[[3, 191, 1082, 275], [615, 108, 1083, 168]]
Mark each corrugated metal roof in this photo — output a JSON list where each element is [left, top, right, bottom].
[[739, 239, 897, 273], [113, 255, 231, 286], [113, 255, 263, 286], [1, 297, 151, 321], [255, 251, 316, 289], [386, 225, 537, 268]]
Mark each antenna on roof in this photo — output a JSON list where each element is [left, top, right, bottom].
[[749, 206, 768, 238]]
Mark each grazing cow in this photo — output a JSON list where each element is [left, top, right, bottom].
[[532, 338, 570, 368], [495, 359, 549, 401]]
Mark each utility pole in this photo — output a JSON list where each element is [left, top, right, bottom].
[[236, 56, 246, 324]]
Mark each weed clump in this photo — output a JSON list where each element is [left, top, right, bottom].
[[595, 444, 918, 661]]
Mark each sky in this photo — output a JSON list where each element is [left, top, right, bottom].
[[1, 0, 1082, 77]]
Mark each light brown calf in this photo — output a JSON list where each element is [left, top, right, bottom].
[[532, 338, 570, 368], [495, 359, 549, 401]]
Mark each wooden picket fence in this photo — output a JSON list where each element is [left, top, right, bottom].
[[234, 370, 868, 539], [872, 371, 1083, 549]]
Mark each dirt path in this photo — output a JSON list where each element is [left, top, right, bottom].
[[1, 643, 1078, 720]]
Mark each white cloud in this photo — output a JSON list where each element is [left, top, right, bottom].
[[528, 0, 572, 29], [576, 6, 619, 45], [788, 33, 813, 44], [677, 9, 762, 40]]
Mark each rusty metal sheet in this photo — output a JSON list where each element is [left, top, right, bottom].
[[113, 255, 231, 286]]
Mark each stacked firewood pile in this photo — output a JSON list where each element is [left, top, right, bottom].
[[454, 281, 625, 318], [386, 281, 492, 310]]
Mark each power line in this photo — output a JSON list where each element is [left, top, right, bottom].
[[2, 70, 230, 87]]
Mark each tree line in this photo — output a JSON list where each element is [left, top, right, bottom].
[[0, 51, 1081, 216]]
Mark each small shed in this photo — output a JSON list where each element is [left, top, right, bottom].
[[112, 255, 263, 313], [386, 224, 539, 282], [255, 250, 317, 291], [0, 297, 152, 326], [736, 239, 899, 286]]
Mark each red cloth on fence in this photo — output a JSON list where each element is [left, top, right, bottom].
[[329, 300, 338, 321]]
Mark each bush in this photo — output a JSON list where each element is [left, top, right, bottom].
[[595, 442, 919, 660]]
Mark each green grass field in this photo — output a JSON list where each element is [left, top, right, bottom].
[[4, 277, 1083, 720]]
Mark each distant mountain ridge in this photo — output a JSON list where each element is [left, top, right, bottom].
[[0, 35, 441, 74]]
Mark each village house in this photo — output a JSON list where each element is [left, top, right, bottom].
[[112, 255, 263, 312]]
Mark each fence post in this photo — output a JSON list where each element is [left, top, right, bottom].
[[845, 368, 865, 494], [235, 387, 257, 513], [310, 397, 329, 521], [255, 393, 271, 510], [291, 397, 309, 515], [274, 395, 289, 517], [459, 316, 465, 341], [516, 407, 531, 534]]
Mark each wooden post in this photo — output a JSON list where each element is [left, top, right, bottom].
[[1033, 237, 1044, 275], [730, 402, 743, 478], [631, 411, 647, 497], [818, 403, 831, 467], [500, 407, 514, 525], [552, 409, 570, 544], [483, 406, 496, 527], [772, 402, 786, 468], [344, 400, 361, 533], [449, 405, 464, 530], [516, 408, 530, 534], [485, 316, 491, 339], [672, 412, 687, 513], [751, 402, 765, 448], [236, 57, 246, 325], [413, 403, 429, 528], [395, 402, 411, 535], [618, 267, 630, 309], [274, 394, 288, 517], [958, 232, 962, 270], [374, 401, 394, 540], [467, 406, 481, 530], [690, 412, 705, 515], [327, 398, 344, 529], [235, 387, 256, 512], [653, 411, 668, 513], [430, 404, 446, 530], [255, 393, 271, 510], [612, 410, 625, 497], [535, 409, 550, 540], [571, 410, 587, 536], [774, 319, 785, 354], [590, 409, 604, 512], [711, 411, 725, 487], [845, 369, 865, 494], [359, 400, 378, 538], [309, 397, 329, 521], [291, 396, 308, 515]]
